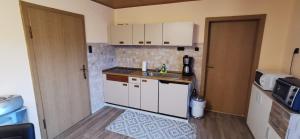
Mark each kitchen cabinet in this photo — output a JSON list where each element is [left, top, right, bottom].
[[163, 22, 195, 46], [159, 81, 191, 118], [103, 79, 129, 106], [266, 124, 281, 139], [141, 78, 159, 112], [110, 24, 132, 45], [129, 83, 141, 109], [145, 23, 163, 45], [247, 85, 273, 139], [132, 24, 145, 45]]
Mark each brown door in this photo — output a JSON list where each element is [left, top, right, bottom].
[[21, 3, 91, 139], [202, 15, 265, 116]]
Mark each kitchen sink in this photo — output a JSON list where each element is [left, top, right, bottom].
[[144, 71, 181, 79]]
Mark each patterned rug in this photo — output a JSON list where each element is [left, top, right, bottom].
[[106, 110, 196, 139]]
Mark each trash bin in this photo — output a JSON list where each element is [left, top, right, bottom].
[[190, 95, 206, 118]]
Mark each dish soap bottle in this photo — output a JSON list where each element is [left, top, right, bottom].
[[160, 64, 167, 74]]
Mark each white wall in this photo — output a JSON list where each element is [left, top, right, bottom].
[[114, 0, 295, 72], [0, 0, 113, 138]]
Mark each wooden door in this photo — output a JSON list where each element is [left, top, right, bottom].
[[202, 15, 266, 116], [145, 24, 163, 45], [21, 2, 91, 139]]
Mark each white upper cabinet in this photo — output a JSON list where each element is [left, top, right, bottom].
[[145, 23, 163, 45], [163, 22, 195, 46], [132, 24, 145, 45], [110, 24, 132, 45], [109, 22, 197, 46]]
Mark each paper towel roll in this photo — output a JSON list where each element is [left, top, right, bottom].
[[142, 61, 147, 72]]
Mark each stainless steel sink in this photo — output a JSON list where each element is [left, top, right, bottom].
[[143, 71, 181, 79]]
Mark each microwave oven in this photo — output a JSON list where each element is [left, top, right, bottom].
[[255, 70, 291, 91], [273, 77, 300, 112]]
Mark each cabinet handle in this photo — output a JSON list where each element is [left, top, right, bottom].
[[132, 78, 137, 81], [164, 41, 170, 44], [138, 41, 144, 44], [119, 41, 124, 44], [134, 85, 139, 88], [122, 83, 127, 86], [142, 80, 147, 82], [265, 126, 269, 139], [146, 41, 151, 44]]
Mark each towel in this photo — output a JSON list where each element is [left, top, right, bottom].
[[286, 114, 300, 139]]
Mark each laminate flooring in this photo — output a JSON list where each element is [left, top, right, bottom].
[[55, 106, 253, 139]]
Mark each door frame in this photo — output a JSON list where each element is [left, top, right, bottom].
[[19, 1, 91, 138], [200, 14, 266, 116]]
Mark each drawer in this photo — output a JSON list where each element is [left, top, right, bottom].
[[106, 74, 128, 83], [129, 77, 140, 84], [269, 102, 290, 139]]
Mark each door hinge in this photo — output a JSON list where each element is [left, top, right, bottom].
[[43, 119, 47, 129], [29, 26, 33, 39]]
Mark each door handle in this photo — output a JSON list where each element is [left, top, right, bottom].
[[80, 65, 87, 79], [207, 66, 215, 69]]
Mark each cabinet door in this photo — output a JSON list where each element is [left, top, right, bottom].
[[145, 23, 163, 45], [163, 22, 194, 46], [247, 85, 272, 139], [104, 80, 129, 106], [133, 24, 145, 45], [159, 82, 189, 118], [141, 79, 159, 112], [129, 83, 141, 109], [110, 24, 132, 45]]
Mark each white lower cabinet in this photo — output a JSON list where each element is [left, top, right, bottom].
[[103, 80, 129, 106], [129, 83, 141, 109], [266, 124, 281, 139], [141, 78, 159, 112], [247, 85, 273, 139], [159, 81, 190, 118]]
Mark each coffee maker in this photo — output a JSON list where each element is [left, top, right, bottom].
[[182, 55, 193, 76]]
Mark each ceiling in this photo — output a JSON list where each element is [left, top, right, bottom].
[[91, 0, 199, 9]]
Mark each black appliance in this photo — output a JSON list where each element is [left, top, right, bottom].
[[273, 77, 300, 112], [182, 55, 193, 76]]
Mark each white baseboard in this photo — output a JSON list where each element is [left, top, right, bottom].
[[104, 103, 189, 123]]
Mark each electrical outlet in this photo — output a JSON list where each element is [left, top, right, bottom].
[[294, 48, 299, 54]]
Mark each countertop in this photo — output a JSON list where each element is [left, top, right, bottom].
[[254, 83, 298, 114], [102, 67, 194, 84]]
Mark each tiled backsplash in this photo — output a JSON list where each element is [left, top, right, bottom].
[[88, 43, 203, 112], [115, 45, 202, 90]]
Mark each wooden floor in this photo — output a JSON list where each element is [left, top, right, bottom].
[[55, 106, 253, 139]]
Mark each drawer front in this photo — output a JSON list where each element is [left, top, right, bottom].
[[129, 77, 140, 84], [269, 102, 290, 139], [158, 82, 189, 118], [106, 74, 128, 83]]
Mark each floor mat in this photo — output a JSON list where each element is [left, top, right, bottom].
[[106, 110, 196, 139]]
